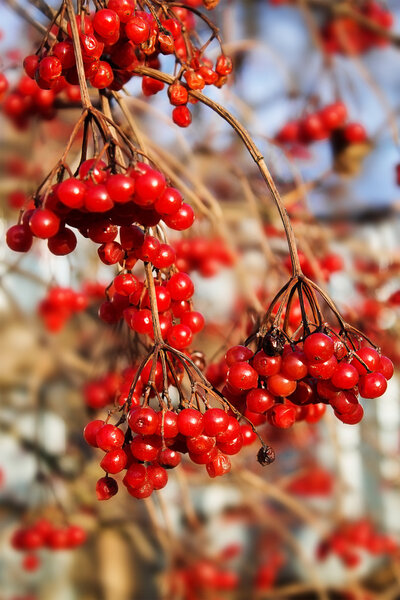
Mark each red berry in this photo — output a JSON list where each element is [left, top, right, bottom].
[[96, 476, 118, 500], [203, 408, 229, 436], [267, 374, 296, 397], [246, 388, 275, 413], [147, 465, 168, 489], [100, 448, 127, 473], [29, 209, 60, 239], [93, 9, 120, 39], [225, 345, 254, 366], [227, 362, 258, 391], [163, 203, 194, 230], [358, 372, 387, 399], [177, 408, 204, 436], [128, 406, 158, 435], [96, 424, 125, 451], [303, 332, 334, 362], [268, 404, 296, 428], [331, 363, 359, 389], [253, 351, 281, 376], [83, 419, 105, 447], [206, 452, 231, 477], [172, 105, 192, 127], [6, 224, 33, 252]]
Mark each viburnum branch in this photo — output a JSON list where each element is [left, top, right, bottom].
[[132, 65, 303, 277]]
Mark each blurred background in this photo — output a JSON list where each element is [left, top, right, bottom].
[[1, 0, 400, 599]]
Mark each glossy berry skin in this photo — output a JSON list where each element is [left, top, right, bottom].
[[163, 203, 195, 230], [241, 424, 257, 446], [155, 187, 183, 215], [83, 419, 105, 447], [130, 435, 161, 462], [166, 272, 194, 301], [113, 273, 139, 296], [267, 374, 296, 397], [358, 372, 387, 399], [303, 332, 334, 362], [135, 169, 166, 206], [172, 105, 192, 127], [280, 350, 308, 380], [84, 185, 113, 212], [331, 363, 359, 389], [96, 424, 125, 451], [177, 408, 204, 437], [181, 311, 205, 333], [100, 448, 127, 473], [379, 355, 394, 380], [246, 388, 275, 413], [123, 463, 147, 489], [335, 404, 364, 425], [206, 453, 231, 478], [47, 227, 77, 255], [125, 16, 150, 44], [6, 224, 33, 252], [127, 481, 154, 499], [187, 434, 215, 454], [217, 434, 243, 456], [352, 347, 380, 375], [96, 476, 118, 500], [216, 417, 241, 443], [253, 351, 281, 376], [225, 345, 254, 366], [79, 158, 107, 183], [57, 178, 86, 208], [268, 404, 296, 429], [129, 309, 153, 335], [39, 56, 62, 82], [93, 9, 120, 39], [90, 61, 114, 89], [203, 408, 229, 436], [158, 447, 181, 468], [168, 324, 193, 349], [307, 355, 338, 380], [227, 362, 258, 391], [147, 465, 168, 489], [106, 174, 135, 203], [330, 391, 359, 415], [128, 407, 158, 435], [29, 209, 60, 239]]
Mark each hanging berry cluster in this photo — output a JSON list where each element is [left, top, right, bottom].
[[22, 0, 232, 127], [6, 154, 194, 260], [224, 274, 393, 429], [85, 402, 260, 500], [317, 519, 398, 569], [275, 102, 367, 147], [11, 518, 86, 571]]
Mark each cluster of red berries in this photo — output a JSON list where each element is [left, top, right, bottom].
[[173, 237, 235, 277], [6, 160, 194, 258], [321, 2, 393, 55], [38, 286, 88, 332], [11, 518, 86, 572], [84, 406, 257, 499], [100, 268, 204, 349], [223, 332, 393, 429], [23, 3, 232, 126], [317, 519, 398, 568], [287, 467, 333, 496], [1, 74, 80, 129], [276, 102, 367, 147]]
